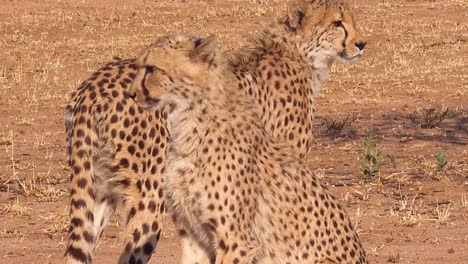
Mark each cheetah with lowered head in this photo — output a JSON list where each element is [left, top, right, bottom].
[[64, 0, 366, 262], [64, 59, 168, 264], [131, 34, 367, 263]]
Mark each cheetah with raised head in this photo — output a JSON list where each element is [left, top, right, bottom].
[[64, 0, 366, 262], [231, 0, 366, 157], [131, 33, 367, 263], [64, 58, 168, 264]]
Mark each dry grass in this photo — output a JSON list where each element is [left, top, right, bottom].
[[1, 197, 31, 216], [462, 193, 468, 210], [0, 0, 467, 263]]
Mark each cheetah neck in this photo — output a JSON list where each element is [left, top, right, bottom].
[[164, 100, 292, 219], [232, 20, 332, 91], [231, 22, 305, 70], [231, 21, 326, 155], [298, 43, 336, 96], [164, 83, 261, 161]]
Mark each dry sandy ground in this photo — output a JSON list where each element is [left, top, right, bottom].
[[0, 0, 467, 263]]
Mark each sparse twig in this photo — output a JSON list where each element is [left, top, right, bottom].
[[324, 114, 358, 136]]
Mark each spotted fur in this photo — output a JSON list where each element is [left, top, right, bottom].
[[64, 0, 366, 262], [230, 0, 366, 157], [64, 58, 167, 264], [132, 32, 367, 264]]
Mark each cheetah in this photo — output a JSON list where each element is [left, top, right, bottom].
[[64, 58, 168, 264], [230, 0, 366, 157], [130, 33, 367, 263], [64, 0, 366, 262]]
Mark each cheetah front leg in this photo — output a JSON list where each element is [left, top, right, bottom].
[[178, 228, 213, 264], [118, 197, 164, 264], [214, 239, 256, 264], [117, 180, 166, 264]]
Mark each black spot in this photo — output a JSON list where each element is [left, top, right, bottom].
[[124, 118, 130, 128], [71, 199, 86, 209], [119, 178, 130, 187], [120, 158, 130, 168], [77, 150, 87, 159], [65, 245, 89, 263], [132, 163, 139, 173], [77, 116, 86, 124], [219, 240, 226, 250], [143, 242, 154, 255], [70, 217, 83, 227], [84, 136, 91, 145], [148, 201, 156, 213], [149, 128, 156, 138], [144, 179, 151, 190], [128, 145, 136, 155], [133, 230, 141, 243], [76, 129, 85, 138], [116, 102, 124, 112], [83, 231, 94, 243], [110, 114, 118, 123], [142, 223, 150, 234], [77, 178, 87, 189], [275, 80, 280, 90], [73, 166, 81, 175], [83, 161, 91, 171], [127, 207, 137, 223]]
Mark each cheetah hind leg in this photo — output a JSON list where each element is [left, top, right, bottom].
[[64, 188, 117, 264], [65, 138, 117, 263]]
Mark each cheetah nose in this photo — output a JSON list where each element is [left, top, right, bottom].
[[355, 41, 367, 51]]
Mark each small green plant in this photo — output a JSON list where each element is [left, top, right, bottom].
[[434, 152, 448, 169], [359, 136, 383, 179]]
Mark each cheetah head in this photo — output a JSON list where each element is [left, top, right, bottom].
[[130, 33, 226, 115], [285, 0, 367, 68]]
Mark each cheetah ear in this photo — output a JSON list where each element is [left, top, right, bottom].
[[136, 46, 157, 68], [287, 1, 307, 31], [128, 65, 148, 102], [129, 47, 157, 102], [190, 35, 217, 64]]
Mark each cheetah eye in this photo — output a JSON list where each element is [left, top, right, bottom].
[[332, 20, 343, 27]]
